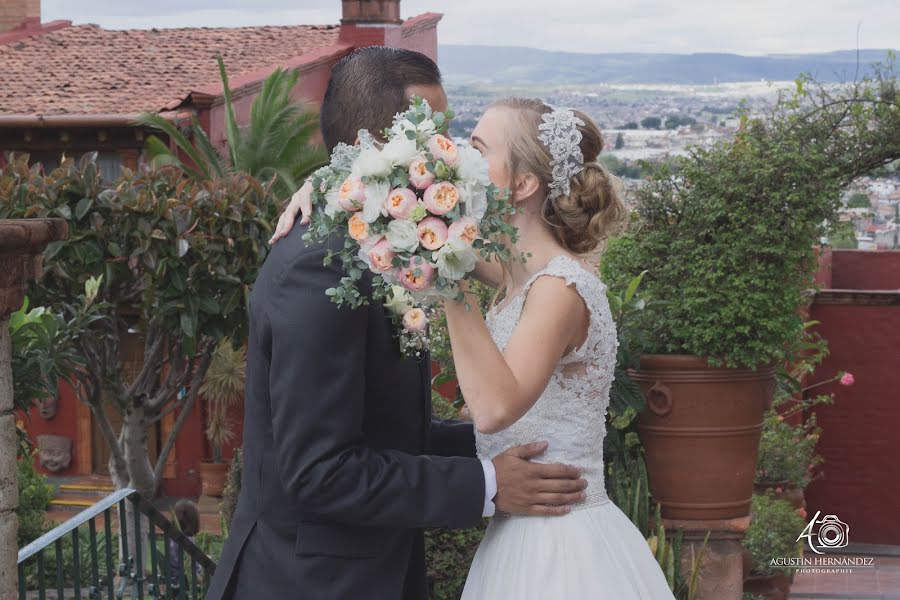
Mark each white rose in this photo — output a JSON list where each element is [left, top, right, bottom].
[[323, 187, 342, 218], [351, 147, 392, 179], [381, 136, 421, 168], [434, 237, 478, 281], [385, 219, 420, 253], [384, 285, 414, 315], [362, 181, 390, 223], [416, 119, 437, 139], [456, 144, 491, 186], [391, 118, 417, 139], [458, 183, 488, 221]]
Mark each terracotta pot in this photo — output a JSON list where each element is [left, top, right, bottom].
[[743, 570, 792, 600], [630, 354, 775, 520], [199, 461, 229, 497], [753, 481, 806, 510]]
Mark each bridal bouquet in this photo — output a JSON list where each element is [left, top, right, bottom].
[[303, 97, 517, 357]]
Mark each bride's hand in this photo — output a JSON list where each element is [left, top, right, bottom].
[[269, 179, 314, 244]]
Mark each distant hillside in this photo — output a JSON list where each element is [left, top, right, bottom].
[[438, 46, 896, 85]]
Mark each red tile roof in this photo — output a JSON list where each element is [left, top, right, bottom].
[[0, 23, 340, 116]]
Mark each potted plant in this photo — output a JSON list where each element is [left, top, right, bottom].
[[602, 61, 900, 520], [742, 492, 806, 599], [198, 338, 246, 497]]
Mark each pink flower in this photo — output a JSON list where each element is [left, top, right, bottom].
[[796, 507, 807, 519], [347, 213, 369, 242], [408, 158, 436, 190], [400, 256, 435, 292], [448, 217, 480, 245], [384, 188, 419, 220], [423, 181, 460, 216], [338, 177, 366, 212], [417, 216, 449, 250], [368, 239, 397, 273], [427, 134, 459, 166], [840, 372, 854, 386], [402, 307, 428, 332]]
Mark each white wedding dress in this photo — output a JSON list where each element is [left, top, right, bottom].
[[460, 255, 676, 599]]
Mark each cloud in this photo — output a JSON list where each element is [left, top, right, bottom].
[[42, 0, 899, 55]]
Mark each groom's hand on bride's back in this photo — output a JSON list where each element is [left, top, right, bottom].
[[492, 441, 587, 516]]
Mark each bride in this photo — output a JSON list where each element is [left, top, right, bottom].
[[273, 98, 674, 598]]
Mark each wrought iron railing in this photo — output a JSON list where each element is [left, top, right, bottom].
[[17, 488, 216, 599]]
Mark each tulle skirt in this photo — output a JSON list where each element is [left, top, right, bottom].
[[460, 499, 676, 599]]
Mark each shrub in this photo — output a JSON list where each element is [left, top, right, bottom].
[[743, 493, 805, 576], [16, 452, 53, 547], [603, 58, 900, 368]]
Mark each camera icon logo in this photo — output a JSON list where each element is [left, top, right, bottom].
[[797, 511, 850, 554]]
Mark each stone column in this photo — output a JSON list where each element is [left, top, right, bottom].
[[0, 219, 68, 600], [664, 516, 751, 600]]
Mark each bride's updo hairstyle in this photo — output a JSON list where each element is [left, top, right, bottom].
[[492, 97, 626, 255]]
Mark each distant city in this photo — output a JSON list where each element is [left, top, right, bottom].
[[442, 46, 900, 250]]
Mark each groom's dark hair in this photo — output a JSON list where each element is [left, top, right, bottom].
[[320, 46, 442, 152]]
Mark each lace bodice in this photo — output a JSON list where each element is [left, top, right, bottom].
[[476, 255, 619, 513]]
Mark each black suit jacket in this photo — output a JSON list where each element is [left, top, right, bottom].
[[206, 225, 484, 600]]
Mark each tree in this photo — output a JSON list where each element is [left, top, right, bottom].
[[846, 192, 871, 208], [138, 56, 326, 199], [1, 154, 277, 498], [641, 117, 662, 130], [615, 133, 625, 149], [622, 122, 639, 130]]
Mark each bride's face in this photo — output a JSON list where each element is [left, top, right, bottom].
[[470, 107, 514, 189]]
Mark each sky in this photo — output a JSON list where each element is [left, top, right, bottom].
[[42, 0, 899, 56]]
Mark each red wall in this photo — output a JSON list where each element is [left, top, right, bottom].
[[19, 380, 81, 477], [805, 250, 900, 544], [832, 249, 900, 289]]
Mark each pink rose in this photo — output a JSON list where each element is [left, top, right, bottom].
[[385, 188, 419, 220], [423, 181, 460, 216], [839, 372, 854, 386], [448, 217, 480, 245], [338, 177, 366, 212], [347, 213, 370, 242], [402, 307, 428, 332], [400, 256, 435, 292], [368, 239, 397, 273], [417, 216, 449, 250], [427, 134, 459, 166], [408, 158, 436, 190]]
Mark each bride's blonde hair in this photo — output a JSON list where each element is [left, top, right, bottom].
[[491, 97, 627, 258]]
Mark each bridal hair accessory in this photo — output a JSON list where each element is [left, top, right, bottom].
[[537, 104, 586, 200]]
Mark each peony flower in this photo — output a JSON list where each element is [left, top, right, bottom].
[[386, 219, 420, 253], [400, 256, 435, 292], [368, 238, 397, 273], [409, 158, 436, 190], [448, 216, 480, 245], [402, 307, 428, 332], [338, 177, 366, 212], [423, 181, 460, 215], [347, 212, 369, 242], [434, 237, 478, 280], [840, 372, 854, 386], [384, 285, 414, 315], [427, 134, 459, 166], [796, 507, 807, 520], [362, 181, 390, 223], [381, 136, 420, 168], [351, 146, 392, 179], [385, 188, 419, 220], [417, 216, 449, 251]]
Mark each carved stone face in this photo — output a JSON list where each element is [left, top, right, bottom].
[[37, 392, 58, 420], [37, 434, 72, 472]]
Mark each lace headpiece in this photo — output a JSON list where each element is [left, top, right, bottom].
[[537, 104, 586, 200]]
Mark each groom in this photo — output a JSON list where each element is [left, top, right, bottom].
[[206, 47, 587, 600]]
